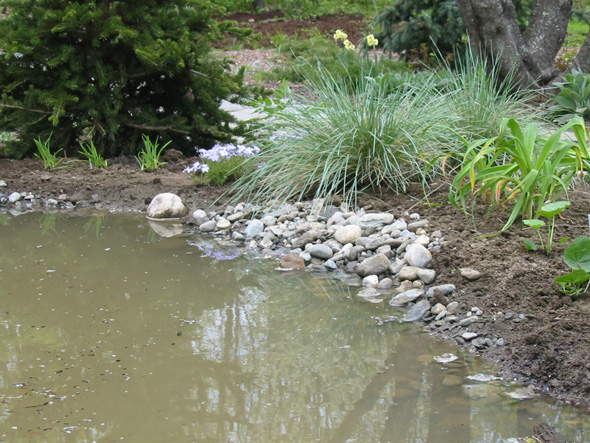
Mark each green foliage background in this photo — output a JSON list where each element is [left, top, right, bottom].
[[0, 0, 247, 157]]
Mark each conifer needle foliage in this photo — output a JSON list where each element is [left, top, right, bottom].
[[0, 0, 247, 157]]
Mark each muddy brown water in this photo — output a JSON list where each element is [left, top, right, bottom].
[[0, 212, 589, 442]]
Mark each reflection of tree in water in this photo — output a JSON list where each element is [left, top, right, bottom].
[[183, 265, 465, 441]]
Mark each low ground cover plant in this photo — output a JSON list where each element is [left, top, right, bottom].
[[555, 235, 590, 297], [449, 117, 590, 232], [184, 143, 260, 185], [522, 201, 570, 255], [550, 69, 590, 124]]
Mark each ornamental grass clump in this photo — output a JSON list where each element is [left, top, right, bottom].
[[184, 143, 260, 186], [436, 44, 541, 144], [228, 61, 456, 208]]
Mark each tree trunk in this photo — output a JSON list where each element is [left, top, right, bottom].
[[457, 0, 590, 90]]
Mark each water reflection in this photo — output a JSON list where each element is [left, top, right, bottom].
[[0, 213, 588, 442]]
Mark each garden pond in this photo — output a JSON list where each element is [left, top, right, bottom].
[[0, 212, 589, 442]]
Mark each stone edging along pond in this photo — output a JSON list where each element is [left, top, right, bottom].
[[146, 192, 508, 357]]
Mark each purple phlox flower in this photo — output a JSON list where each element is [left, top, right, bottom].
[[196, 143, 260, 162], [235, 144, 260, 157], [198, 147, 220, 162], [183, 161, 209, 174]]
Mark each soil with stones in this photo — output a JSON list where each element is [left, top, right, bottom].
[[1, 12, 590, 415]]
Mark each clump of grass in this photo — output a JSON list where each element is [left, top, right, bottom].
[[79, 141, 108, 169], [34, 135, 64, 170], [135, 135, 170, 171], [229, 60, 455, 208], [435, 44, 541, 144]]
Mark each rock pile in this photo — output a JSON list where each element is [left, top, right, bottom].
[[180, 196, 504, 353]]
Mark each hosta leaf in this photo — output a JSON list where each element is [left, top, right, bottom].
[[523, 219, 545, 229], [536, 201, 570, 218], [555, 269, 590, 284], [564, 235, 590, 272]]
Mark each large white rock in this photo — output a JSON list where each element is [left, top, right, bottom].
[[334, 225, 362, 244], [147, 193, 188, 219], [404, 243, 432, 268]]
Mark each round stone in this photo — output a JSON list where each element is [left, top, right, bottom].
[[309, 244, 334, 260], [147, 192, 188, 219], [334, 224, 362, 244], [280, 254, 306, 270], [404, 243, 432, 268], [216, 218, 231, 230], [356, 253, 390, 277], [244, 219, 264, 237]]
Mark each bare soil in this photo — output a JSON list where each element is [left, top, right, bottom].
[[1, 12, 590, 413]]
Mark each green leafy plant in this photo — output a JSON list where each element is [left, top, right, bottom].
[[449, 117, 590, 232], [79, 141, 108, 169], [555, 235, 590, 297], [522, 201, 570, 255], [135, 135, 170, 171], [549, 70, 590, 124], [228, 59, 456, 208], [34, 135, 64, 170]]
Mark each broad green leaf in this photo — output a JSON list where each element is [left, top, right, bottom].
[[564, 235, 590, 272], [523, 219, 545, 229], [555, 269, 590, 285], [536, 201, 570, 218]]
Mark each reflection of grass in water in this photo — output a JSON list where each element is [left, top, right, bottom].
[[146, 226, 158, 243], [83, 214, 105, 238], [0, 213, 10, 225], [39, 212, 64, 236]]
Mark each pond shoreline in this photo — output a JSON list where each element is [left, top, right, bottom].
[[1, 155, 590, 411]]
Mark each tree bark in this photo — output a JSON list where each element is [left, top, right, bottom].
[[456, 0, 590, 90], [524, 0, 571, 73]]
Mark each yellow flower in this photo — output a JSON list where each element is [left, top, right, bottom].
[[333, 29, 348, 41], [343, 39, 355, 51], [366, 34, 379, 47]]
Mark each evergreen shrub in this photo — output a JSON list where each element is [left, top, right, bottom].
[[0, 0, 248, 158]]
